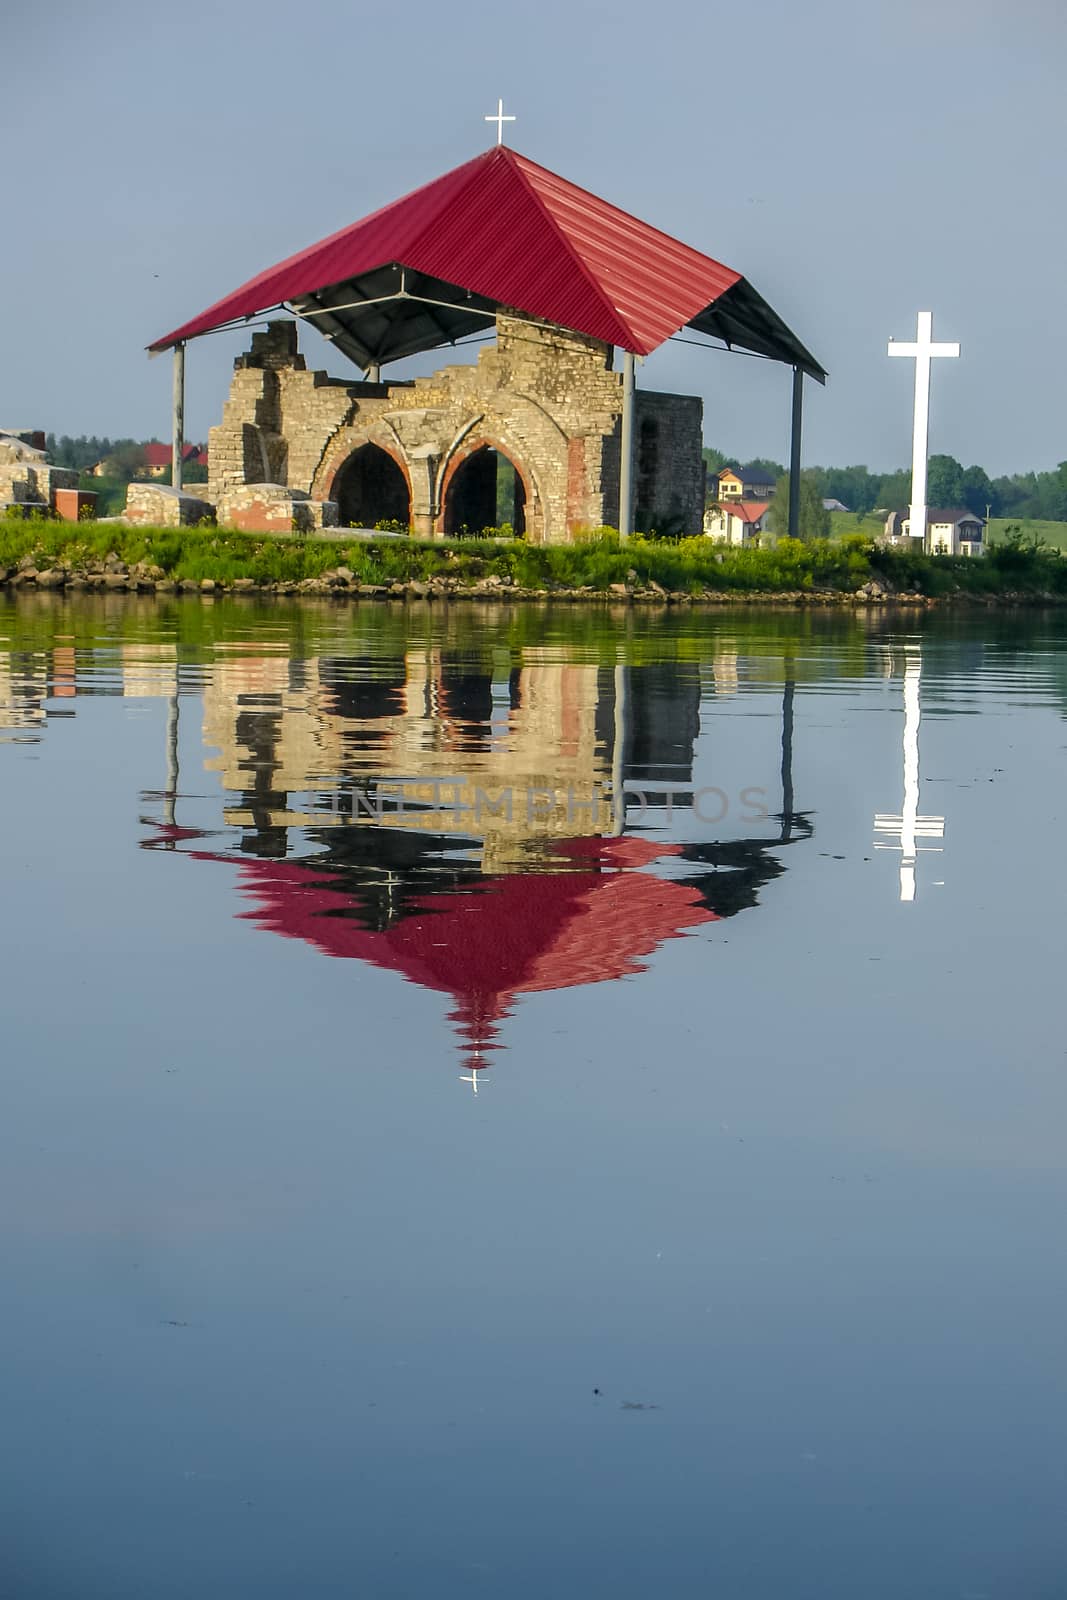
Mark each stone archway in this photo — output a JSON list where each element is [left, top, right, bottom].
[[441, 444, 530, 538], [332, 442, 411, 530]]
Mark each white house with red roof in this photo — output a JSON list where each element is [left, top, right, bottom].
[[703, 498, 771, 546], [140, 442, 206, 479], [88, 442, 207, 479]]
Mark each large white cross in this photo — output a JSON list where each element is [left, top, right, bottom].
[[888, 311, 959, 550], [484, 97, 516, 146]]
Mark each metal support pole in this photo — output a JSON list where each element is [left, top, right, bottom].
[[611, 662, 629, 835], [619, 350, 636, 538], [788, 365, 802, 540], [172, 342, 186, 492], [366, 363, 381, 384]]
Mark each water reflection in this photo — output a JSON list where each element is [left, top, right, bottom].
[[0, 646, 49, 737], [144, 648, 810, 1081], [20, 599, 1058, 1071], [873, 644, 945, 900], [6, 598, 1067, 1596], [4, 600, 1007, 1077]]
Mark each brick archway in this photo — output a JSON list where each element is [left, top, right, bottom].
[[437, 434, 542, 541], [316, 434, 413, 531]]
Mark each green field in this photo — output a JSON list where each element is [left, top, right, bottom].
[[828, 512, 885, 540], [987, 517, 1067, 550]]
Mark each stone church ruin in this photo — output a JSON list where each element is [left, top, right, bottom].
[[205, 313, 703, 541], [146, 144, 824, 540]]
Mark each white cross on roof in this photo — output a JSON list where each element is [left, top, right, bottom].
[[484, 98, 516, 146]]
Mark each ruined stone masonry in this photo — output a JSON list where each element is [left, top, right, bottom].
[[125, 483, 216, 527], [0, 433, 85, 519], [207, 315, 705, 541]]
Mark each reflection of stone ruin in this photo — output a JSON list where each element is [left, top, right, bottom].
[[201, 650, 620, 872], [195, 315, 703, 541], [194, 646, 726, 878], [0, 652, 48, 736]]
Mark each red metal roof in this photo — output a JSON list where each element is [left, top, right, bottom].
[[149, 146, 825, 377]]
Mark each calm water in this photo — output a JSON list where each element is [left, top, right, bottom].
[[3, 593, 1067, 1599]]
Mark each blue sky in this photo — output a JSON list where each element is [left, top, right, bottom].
[[2, 0, 1063, 473]]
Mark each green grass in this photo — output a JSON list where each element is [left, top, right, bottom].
[[76, 474, 128, 517], [3, 515, 1067, 598], [828, 511, 887, 540], [987, 517, 1067, 551], [0, 520, 870, 593]]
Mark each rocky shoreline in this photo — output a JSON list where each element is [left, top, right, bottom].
[[0, 552, 1051, 607]]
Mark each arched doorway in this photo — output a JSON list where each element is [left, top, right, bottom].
[[333, 443, 411, 530], [443, 446, 526, 537]]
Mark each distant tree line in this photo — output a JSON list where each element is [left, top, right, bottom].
[[47, 434, 148, 473], [703, 446, 1067, 522]]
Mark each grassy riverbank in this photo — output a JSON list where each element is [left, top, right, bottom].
[[2, 519, 1066, 601]]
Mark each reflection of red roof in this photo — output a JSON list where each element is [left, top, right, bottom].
[[197, 835, 716, 1064]]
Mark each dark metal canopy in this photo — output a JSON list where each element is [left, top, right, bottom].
[[289, 263, 501, 369]]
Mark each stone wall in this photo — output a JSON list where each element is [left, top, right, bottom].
[[125, 483, 215, 527], [0, 439, 78, 513], [207, 314, 704, 542], [634, 392, 705, 536], [218, 482, 338, 533]]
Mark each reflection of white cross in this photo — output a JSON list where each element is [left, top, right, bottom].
[[888, 312, 960, 553], [874, 648, 944, 901], [460, 1051, 488, 1094], [484, 98, 516, 145]]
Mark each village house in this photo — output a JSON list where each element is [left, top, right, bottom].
[[716, 466, 777, 502], [703, 498, 771, 546], [882, 507, 986, 557], [139, 443, 207, 479], [702, 464, 776, 545], [88, 443, 207, 478]]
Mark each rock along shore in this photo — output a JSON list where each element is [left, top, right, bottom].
[[0, 553, 1048, 607]]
